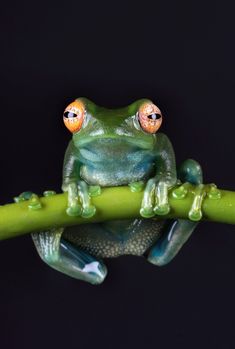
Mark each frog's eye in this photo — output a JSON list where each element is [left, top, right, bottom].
[[63, 100, 85, 133], [138, 102, 162, 134]]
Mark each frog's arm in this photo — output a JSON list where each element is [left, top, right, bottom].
[[62, 140, 81, 189], [141, 133, 177, 218], [153, 133, 177, 184], [62, 141, 97, 218]]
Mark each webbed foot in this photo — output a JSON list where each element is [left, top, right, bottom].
[[14, 191, 42, 210], [172, 182, 221, 221], [62, 181, 101, 218], [14, 190, 57, 210]]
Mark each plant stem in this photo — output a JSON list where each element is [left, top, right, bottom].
[[0, 185, 234, 240]]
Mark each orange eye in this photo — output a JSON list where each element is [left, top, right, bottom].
[[63, 100, 85, 133], [138, 102, 162, 134]]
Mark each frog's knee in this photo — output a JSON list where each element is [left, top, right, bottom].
[[147, 242, 175, 266], [178, 158, 203, 185], [147, 219, 198, 266], [148, 254, 170, 267]]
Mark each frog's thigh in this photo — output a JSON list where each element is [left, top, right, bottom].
[[147, 158, 202, 266], [31, 229, 107, 284]]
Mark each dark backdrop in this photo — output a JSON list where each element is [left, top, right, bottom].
[[0, 1, 235, 348]]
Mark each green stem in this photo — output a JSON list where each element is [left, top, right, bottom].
[[0, 185, 234, 240]]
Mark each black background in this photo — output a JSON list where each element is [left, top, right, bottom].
[[0, 1, 235, 348]]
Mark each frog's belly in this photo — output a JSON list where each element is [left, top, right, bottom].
[[62, 219, 165, 258], [80, 162, 155, 186]]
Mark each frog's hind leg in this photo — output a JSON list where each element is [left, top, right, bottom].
[[31, 228, 107, 284], [147, 159, 203, 266]]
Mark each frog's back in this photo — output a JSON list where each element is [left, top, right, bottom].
[[62, 219, 165, 258]]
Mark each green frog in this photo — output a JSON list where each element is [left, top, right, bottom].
[[28, 98, 205, 284]]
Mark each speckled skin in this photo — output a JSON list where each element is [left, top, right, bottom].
[[30, 98, 203, 284], [63, 219, 165, 258]]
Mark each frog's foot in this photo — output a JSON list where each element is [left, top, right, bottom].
[[14, 190, 57, 210], [14, 191, 42, 210], [172, 182, 206, 221], [14, 191, 34, 202], [64, 181, 101, 218], [140, 178, 172, 218], [172, 182, 221, 222], [188, 184, 206, 221], [189, 183, 221, 221], [128, 181, 145, 193], [32, 228, 107, 284]]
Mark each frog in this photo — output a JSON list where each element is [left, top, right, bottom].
[[23, 98, 207, 285]]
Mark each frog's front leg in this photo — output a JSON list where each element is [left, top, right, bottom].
[[62, 140, 101, 218], [31, 228, 107, 284], [140, 133, 177, 218]]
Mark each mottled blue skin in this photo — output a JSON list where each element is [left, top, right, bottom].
[[31, 98, 203, 284]]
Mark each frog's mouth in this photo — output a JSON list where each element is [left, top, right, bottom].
[[77, 137, 153, 163], [75, 134, 154, 150]]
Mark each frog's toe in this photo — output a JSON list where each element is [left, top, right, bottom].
[[140, 206, 155, 218], [129, 181, 145, 193], [154, 203, 170, 216], [14, 191, 42, 210], [43, 190, 56, 197], [140, 178, 156, 217], [28, 194, 42, 210], [154, 181, 171, 215], [88, 185, 101, 197], [82, 205, 96, 218], [65, 181, 97, 218], [172, 183, 190, 199], [14, 191, 34, 203], [188, 208, 202, 221], [140, 178, 172, 217], [207, 183, 221, 200], [188, 183, 221, 221], [66, 204, 82, 217], [78, 181, 97, 219], [188, 183, 205, 221]]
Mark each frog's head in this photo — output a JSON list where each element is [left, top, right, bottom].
[[63, 97, 163, 154]]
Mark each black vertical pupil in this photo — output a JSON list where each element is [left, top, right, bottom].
[[64, 111, 77, 118], [147, 113, 161, 120]]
